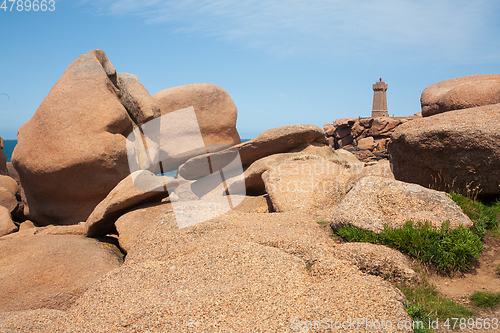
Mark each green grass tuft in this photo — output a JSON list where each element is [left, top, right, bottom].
[[404, 301, 432, 333], [449, 193, 500, 237], [470, 291, 500, 308], [336, 221, 482, 272], [401, 280, 475, 324], [490, 228, 500, 240]]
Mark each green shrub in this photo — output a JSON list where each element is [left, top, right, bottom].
[[470, 291, 500, 308], [449, 193, 500, 234], [336, 221, 482, 272]]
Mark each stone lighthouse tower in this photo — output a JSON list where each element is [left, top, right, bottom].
[[372, 78, 388, 117]]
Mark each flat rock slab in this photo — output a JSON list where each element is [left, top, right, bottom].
[[178, 124, 328, 180], [333, 242, 417, 284], [2, 222, 87, 240], [225, 144, 358, 196], [331, 176, 473, 234], [122, 206, 335, 263], [0, 235, 123, 312], [85, 170, 178, 237]]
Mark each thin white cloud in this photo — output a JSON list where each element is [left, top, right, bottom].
[[84, 0, 500, 61]]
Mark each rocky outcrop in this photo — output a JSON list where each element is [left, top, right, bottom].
[[12, 50, 137, 226], [331, 176, 473, 233], [178, 124, 328, 180], [85, 170, 178, 238], [421, 74, 500, 117], [388, 104, 500, 197], [323, 116, 419, 162], [0, 235, 122, 312], [333, 242, 417, 284], [62, 206, 409, 332], [262, 158, 352, 220]]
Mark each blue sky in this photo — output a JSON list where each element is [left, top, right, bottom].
[[1, 0, 499, 139]]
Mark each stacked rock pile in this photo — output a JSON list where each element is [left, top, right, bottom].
[[323, 116, 418, 162]]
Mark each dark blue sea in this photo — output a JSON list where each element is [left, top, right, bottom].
[[3, 140, 16, 162]]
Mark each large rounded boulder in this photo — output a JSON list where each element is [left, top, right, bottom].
[[12, 50, 136, 225], [421, 74, 500, 117], [153, 83, 240, 146], [388, 104, 500, 197]]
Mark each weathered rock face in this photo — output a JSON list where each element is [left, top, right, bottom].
[[0, 205, 412, 331], [114, 202, 173, 254], [262, 158, 352, 220], [0, 206, 17, 237], [6, 163, 19, 183], [331, 176, 473, 234], [2, 222, 86, 240], [0, 187, 17, 213], [0, 174, 18, 216], [12, 50, 136, 226], [116, 73, 160, 127], [85, 170, 179, 238], [323, 122, 335, 136], [421, 74, 500, 117], [179, 124, 327, 180], [0, 148, 6, 176], [333, 242, 417, 284], [58, 206, 409, 332], [153, 83, 240, 146], [347, 159, 394, 190], [388, 104, 500, 197], [0, 175, 18, 195], [0, 235, 122, 312]]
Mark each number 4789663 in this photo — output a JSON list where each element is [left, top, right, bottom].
[[1, 0, 55, 11]]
